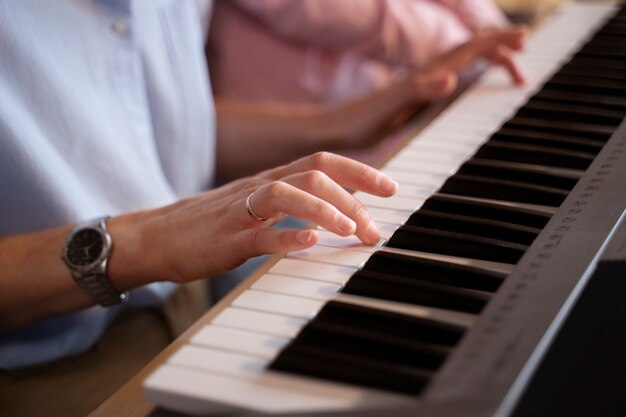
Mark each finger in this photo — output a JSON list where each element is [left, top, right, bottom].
[[251, 181, 362, 238], [489, 46, 527, 85], [281, 170, 381, 244], [430, 26, 527, 74], [409, 71, 458, 102], [502, 25, 527, 50], [235, 228, 319, 260], [473, 26, 526, 54], [268, 152, 398, 198]]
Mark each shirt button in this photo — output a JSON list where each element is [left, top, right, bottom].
[[111, 20, 128, 35]]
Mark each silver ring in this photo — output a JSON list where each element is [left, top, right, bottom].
[[246, 192, 270, 222]]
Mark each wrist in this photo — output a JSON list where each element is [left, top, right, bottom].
[[106, 210, 158, 291]]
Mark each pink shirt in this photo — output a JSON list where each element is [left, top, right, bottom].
[[208, 0, 507, 104]]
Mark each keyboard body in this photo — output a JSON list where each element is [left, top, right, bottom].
[[144, 3, 626, 416]]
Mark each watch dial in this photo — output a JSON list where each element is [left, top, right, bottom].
[[66, 229, 104, 267]]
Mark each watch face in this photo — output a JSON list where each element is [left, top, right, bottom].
[[65, 228, 105, 267]]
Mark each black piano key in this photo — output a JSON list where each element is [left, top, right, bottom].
[[422, 194, 552, 229], [515, 100, 624, 127], [578, 44, 626, 59], [531, 89, 626, 113], [545, 74, 626, 97], [504, 116, 614, 140], [473, 142, 595, 170], [271, 343, 433, 394], [599, 24, 626, 37], [440, 174, 569, 207], [584, 34, 626, 49], [299, 320, 452, 369], [357, 251, 506, 292], [564, 53, 626, 69], [457, 159, 581, 190], [558, 64, 626, 82], [490, 127, 605, 154], [343, 269, 490, 313], [387, 225, 528, 264], [270, 301, 464, 394], [567, 55, 626, 71], [404, 210, 541, 246], [313, 301, 465, 346]]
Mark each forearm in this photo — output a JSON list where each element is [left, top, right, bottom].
[[214, 78, 423, 182], [0, 225, 85, 329], [0, 212, 153, 330], [215, 100, 333, 181]]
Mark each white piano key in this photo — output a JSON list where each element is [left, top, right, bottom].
[[145, 359, 414, 415], [314, 229, 378, 249], [355, 192, 426, 211], [366, 206, 412, 225], [164, 345, 414, 409], [403, 145, 473, 160], [212, 307, 306, 338], [382, 169, 447, 188], [171, 345, 268, 377], [417, 130, 486, 147], [450, 93, 522, 111], [433, 111, 506, 127], [392, 148, 470, 164], [269, 258, 356, 284], [386, 156, 465, 175], [450, 98, 520, 118], [289, 245, 374, 267], [394, 183, 437, 199], [190, 325, 289, 359], [232, 289, 324, 319], [376, 222, 400, 240], [315, 226, 396, 248], [421, 122, 495, 139], [252, 273, 341, 300], [406, 140, 478, 154]]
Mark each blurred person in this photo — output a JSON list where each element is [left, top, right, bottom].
[[208, 0, 520, 105]]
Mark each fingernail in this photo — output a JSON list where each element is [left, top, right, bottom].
[[365, 221, 381, 245], [380, 175, 399, 195], [337, 215, 356, 234], [296, 230, 315, 244]]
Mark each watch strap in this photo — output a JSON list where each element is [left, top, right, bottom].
[[73, 271, 129, 306]]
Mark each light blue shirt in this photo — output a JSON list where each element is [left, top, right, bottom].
[[0, 0, 216, 369]]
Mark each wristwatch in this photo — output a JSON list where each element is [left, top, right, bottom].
[[61, 216, 129, 306]]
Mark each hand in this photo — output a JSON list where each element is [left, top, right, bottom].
[[422, 26, 527, 86], [327, 26, 526, 151], [109, 152, 397, 285]]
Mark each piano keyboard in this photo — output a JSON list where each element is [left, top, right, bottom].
[[144, 3, 626, 416]]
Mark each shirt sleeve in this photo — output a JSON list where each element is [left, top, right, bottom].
[[231, 0, 387, 47], [227, 0, 477, 67], [431, 0, 509, 31]]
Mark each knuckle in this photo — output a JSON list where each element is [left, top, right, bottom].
[[264, 180, 287, 197], [302, 170, 328, 189], [349, 199, 369, 222], [356, 163, 375, 184], [309, 151, 334, 169], [247, 228, 265, 251]]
